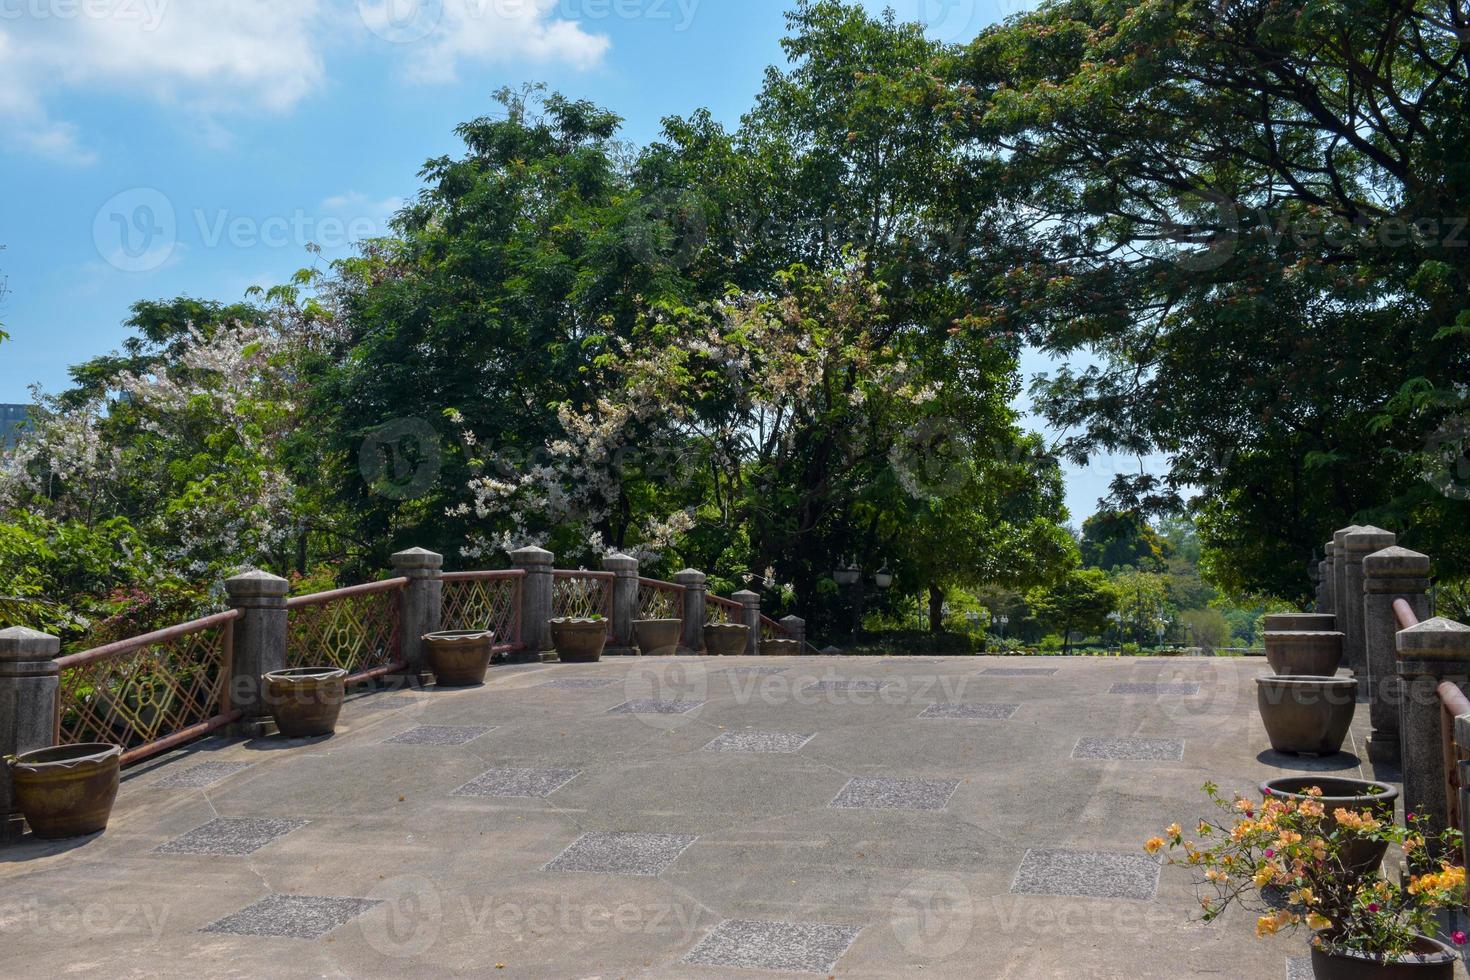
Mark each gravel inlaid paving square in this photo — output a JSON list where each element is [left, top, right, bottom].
[[384, 725, 494, 746], [704, 730, 816, 753], [1073, 736, 1185, 761], [155, 817, 308, 856], [1286, 956, 1312, 980], [348, 695, 418, 712], [543, 832, 698, 876], [982, 667, 1057, 677], [1109, 682, 1200, 696], [201, 894, 380, 939], [683, 919, 864, 974], [1011, 848, 1162, 900], [607, 698, 706, 715], [152, 761, 253, 788], [801, 679, 889, 693], [452, 767, 580, 798], [918, 702, 1020, 720], [829, 777, 960, 811], [538, 678, 619, 689]]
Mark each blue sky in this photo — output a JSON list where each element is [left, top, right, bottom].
[[0, 0, 1143, 521]]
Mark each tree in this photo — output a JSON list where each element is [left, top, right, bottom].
[[1026, 568, 1118, 653], [1081, 510, 1171, 571], [1182, 608, 1232, 653]]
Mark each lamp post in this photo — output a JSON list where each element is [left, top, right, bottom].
[[832, 559, 891, 645]]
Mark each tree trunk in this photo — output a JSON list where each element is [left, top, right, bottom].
[[928, 583, 945, 634]]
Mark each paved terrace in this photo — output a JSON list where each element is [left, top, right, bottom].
[[2, 655, 1448, 979]]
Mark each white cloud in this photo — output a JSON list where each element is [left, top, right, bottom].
[[379, 0, 610, 83]]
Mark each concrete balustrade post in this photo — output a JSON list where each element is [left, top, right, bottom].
[[1331, 527, 1362, 659], [391, 548, 443, 685], [674, 569, 707, 655], [0, 627, 60, 842], [1321, 540, 1337, 614], [1362, 546, 1431, 765], [1343, 526, 1396, 689], [224, 570, 290, 737], [733, 590, 761, 656], [1396, 617, 1470, 853], [511, 546, 555, 663], [780, 616, 807, 648], [603, 553, 639, 657]]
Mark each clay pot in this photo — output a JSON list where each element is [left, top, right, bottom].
[[1265, 613, 1337, 632], [1261, 776, 1398, 879], [550, 619, 607, 663], [1265, 631, 1345, 676], [704, 623, 751, 657], [761, 638, 803, 656], [1308, 935, 1455, 979], [263, 667, 346, 737], [1257, 675, 1357, 755], [7, 743, 122, 839], [424, 631, 494, 686], [633, 619, 681, 656]]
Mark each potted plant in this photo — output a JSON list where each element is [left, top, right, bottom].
[[1148, 782, 1467, 978], [6, 743, 122, 839], [704, 622, 751, 656], [761, 638, 803, 656], [263, 667, 347, 737], [1257, 674, 1357, 755], [423, 630, 495, 686], [633, 618, 681, 656], [549, 617, 607, 663]]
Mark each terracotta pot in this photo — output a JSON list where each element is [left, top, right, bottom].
[[550, 619, 607, 663], [1257, 675, 1357, 755], [424, 630, 494, 686], [263, 667, 346, 737], [704, 623, 751, 657], [761, 638, 803, 656], [633, 619, 681, 657], [1309, 935, 1455, 979], [1261, 776, 1398, 879], [1266, 613, 1337, 632], [7, 743, 121, 840], [1265, 631, 1345, 676]]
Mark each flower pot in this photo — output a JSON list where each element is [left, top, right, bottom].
[[8, 743, 122, 839], [704, 623, 751, 657], [424, 631, 494, 686], [1309, 935, 1455, 979], [1261, 776, 1399, 879], [263, 667, 346, 738], [550, 619, 607, 663], [1265, 631, 1345, 677], [633, 619, 681, 657], [1266, 613, 1337, 632], [761, 638, 803, 656], [1257, 675, 1357, 755]]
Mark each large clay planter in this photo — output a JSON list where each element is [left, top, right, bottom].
[[1308, 935, 1455, 979], [1261, 776, 1398, 880], [7, 743, 121, 839], [550, 619, 607, 663], [424, 631, 494, 686], [704, 623, 751, 657], [1265, 630, 1345, 676], [1266, 613, 1337, 632], [263, 667, 346, 737], [633, 619, 681, 657], [761, 638, 803, 656], [1257, 675, 1357, 755]]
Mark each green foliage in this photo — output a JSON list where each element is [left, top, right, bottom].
[[1180, 608, 1232, 651], [1025, 567, 1118, 654]]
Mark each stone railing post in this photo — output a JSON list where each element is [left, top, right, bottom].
[[1343, 526, 1395, 689], [510, 546, 555, 662], [225, 570, 290, 737], [391, 548, 443, 685], [1320, 540, 1336, 614], [1396, 617, 1470, 854], [733, 590, 761, 656], [603, 553, 639, 656], [780, 615, 807, 648], [1332, 525, 1362, 660], [0, 627, 60, 842], [1362, 547, 1430, 764], [674, 569, 707, 655]]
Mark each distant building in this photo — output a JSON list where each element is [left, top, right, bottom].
[[0, 404, 30, 450]]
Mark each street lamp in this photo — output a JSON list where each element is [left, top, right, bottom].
[[831, 560, 892, 645], [996, 614, 1009, 640]]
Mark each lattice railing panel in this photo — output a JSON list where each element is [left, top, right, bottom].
[[57, 616, 234, 756], [706, 597, 742, 625], [442, 574, 522, 649], [637, 579, 683, 621], [287, 586, 403, 677], [761, 615, 791, 641], [553, 574, 612, 623]]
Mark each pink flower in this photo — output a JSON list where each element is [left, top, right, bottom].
[[1454, 932, 1467, 947], [1264, 849, 1275, 858], [1263, 788, 1272, 795], [1407, 812, 1417, 821], [1368, 903, 1380, 913]]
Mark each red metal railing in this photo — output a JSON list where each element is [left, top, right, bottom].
[[1399, 597, 1470, 866], [55, 609, 242, 766], [286, 579, 406, 683], [636, 577, 684, 621], [442, 570, 524, 655], [552, 570, 614, 635]]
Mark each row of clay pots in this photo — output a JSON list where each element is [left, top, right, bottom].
[[1256, 612, 1359, 756]]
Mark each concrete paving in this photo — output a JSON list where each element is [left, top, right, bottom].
[[0, 655, 1455, 978]]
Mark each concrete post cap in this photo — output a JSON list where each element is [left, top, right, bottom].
[[1397, 618, 1470, 660], [673, 569, 707, 585], [1344, 526, 1396, 556], [224, 569, 290, 598], [779, 615, 806, 628], [391, 548, 444, 570], [1324, 541, 1336, 555], [0, 626, 61, 660], [509, 546, 554, 566], [602, 553, 638, 572], [1362, 546, 1430, 577], [732, 590, 760, 604]]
